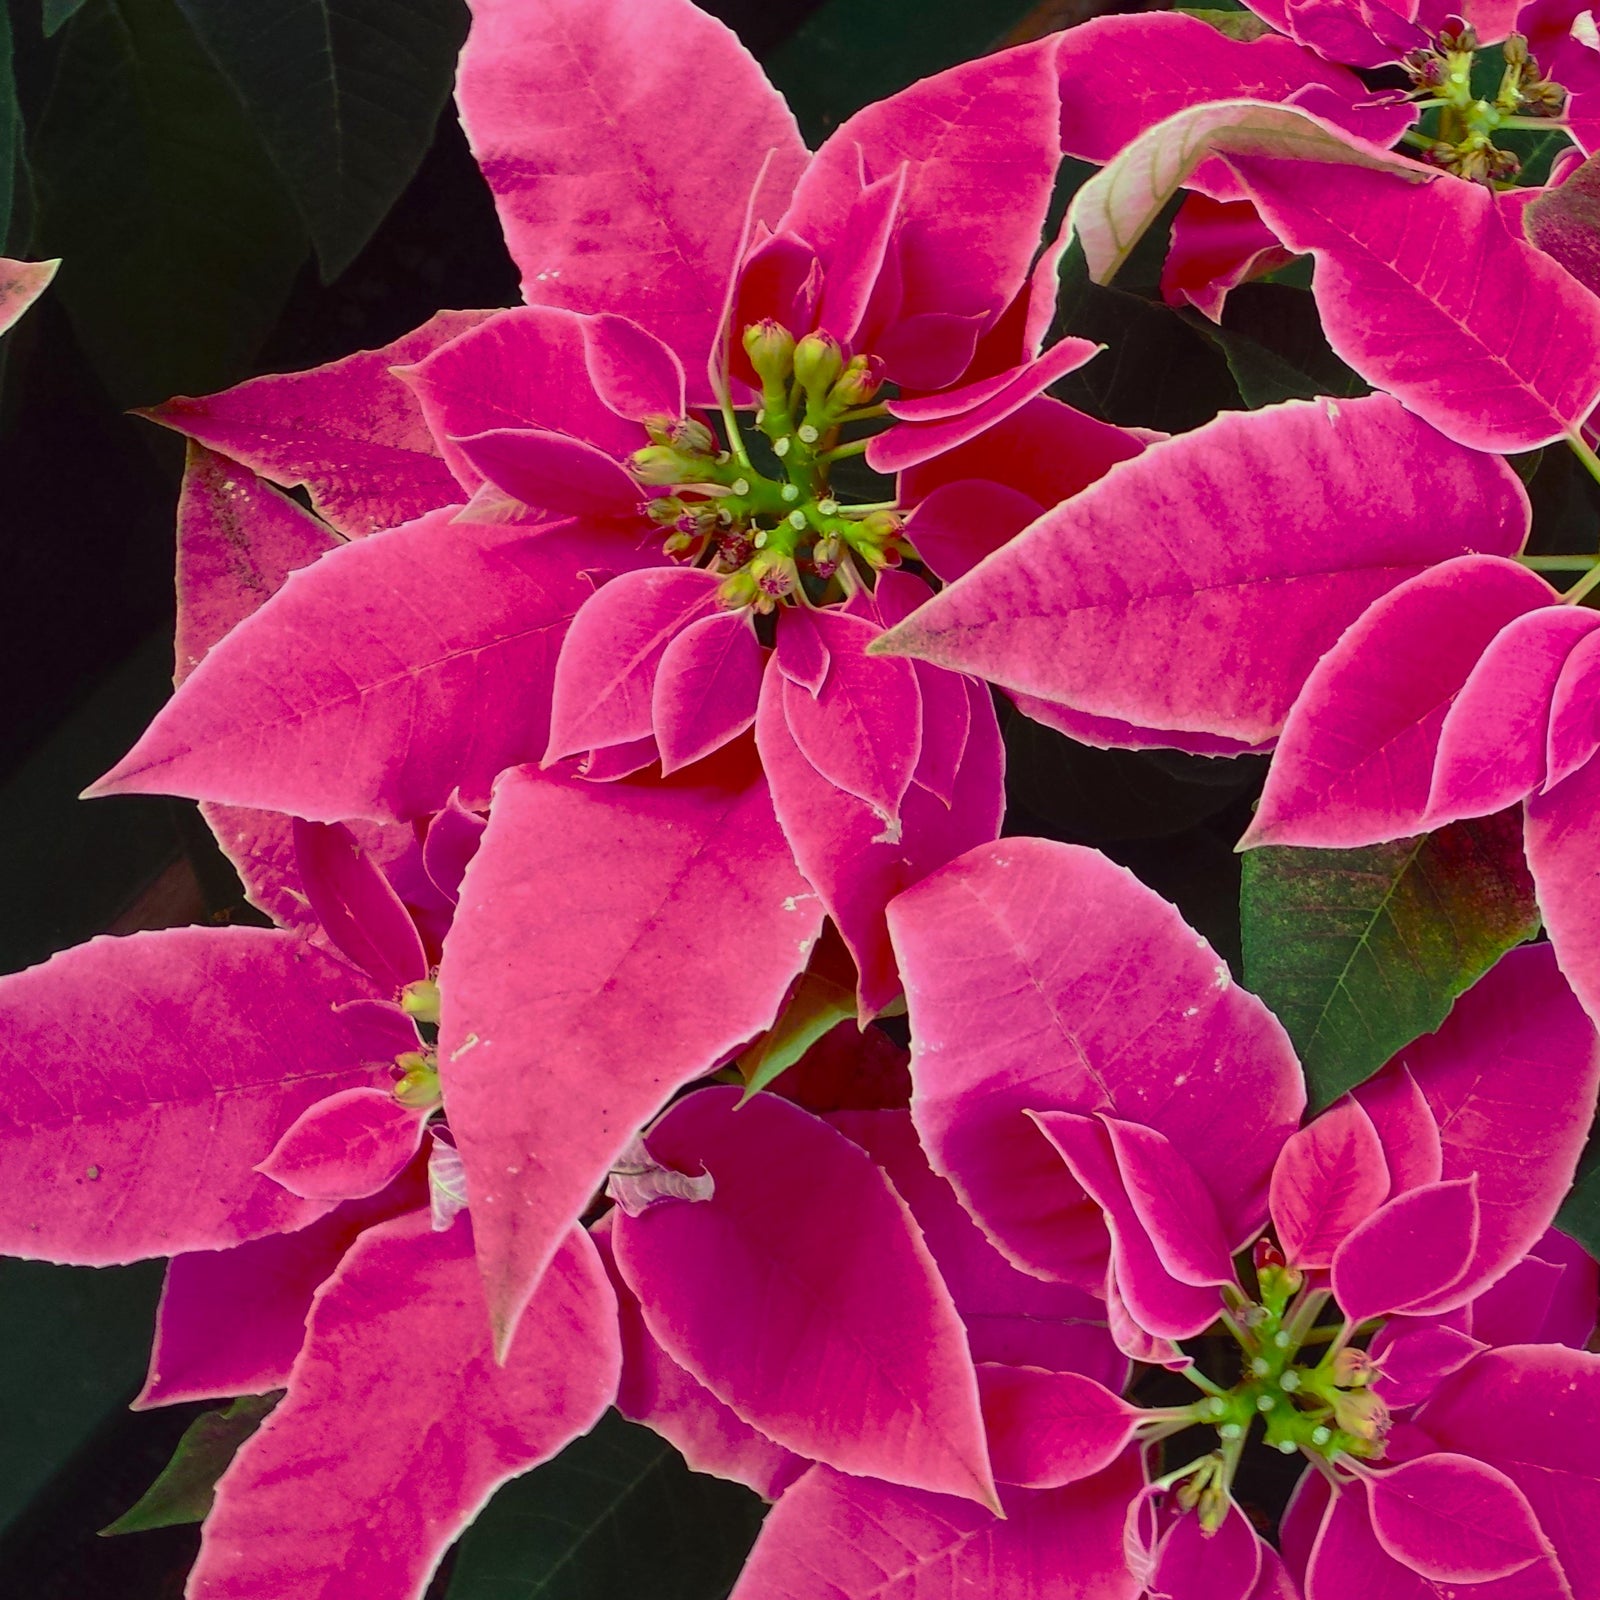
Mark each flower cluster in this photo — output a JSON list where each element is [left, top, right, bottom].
[[5, 0, 1600, 1595]]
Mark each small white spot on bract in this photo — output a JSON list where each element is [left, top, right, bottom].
[[1173, 1072, 1189, 1087], [1183, 1006, 1199, 1018], [1573, 10, 1599, 48], [535, 271, 550, 281], [1213, 964, 1231, 990], [872, 816, 904, 846]]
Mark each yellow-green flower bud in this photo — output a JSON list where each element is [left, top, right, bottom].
[[743, 320, 796, 388], [793, 331, 845, 397]]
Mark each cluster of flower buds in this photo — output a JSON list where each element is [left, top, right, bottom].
[[615, 318, 909, 612], [1403, 25, 1569, 184]]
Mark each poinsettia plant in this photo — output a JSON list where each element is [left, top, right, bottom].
[[11, 0, 1600, 1592]]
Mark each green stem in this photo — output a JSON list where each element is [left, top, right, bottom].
[[838, 500, 899, 516], [1566, 428, 1600, 490], [719, 395, 753, 473], [817, 437, 871, 463], [1519, 554, 1600, 570], [1562, 562, 1600, 606], [1401, 129, 1438, 151], [1178, 1364, 1229, 1399], [1498, 114, 1571, 130]]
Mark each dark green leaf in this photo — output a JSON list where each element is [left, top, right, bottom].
[[0, 1259, 164, 1533], [447, 1410, 766, 1600], [766, 0, 1042, 144], [1052, 239, 1240, 432], [42, 0, 92, 37], [1556, 1139, 1600, 1261], [31, 0, 308, 404], [171, 0, 467, 281], [101, 1394, 280, 1535], [1197, 281, 1368, 408], [1241, 811, 1540, 1110]]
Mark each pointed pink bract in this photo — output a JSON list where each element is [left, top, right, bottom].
[[1245, 557, 1556, 847], [187, 1213, 619, 1599], [977, 1365, 1137, 1489], [1271, 1099, 1391, 1268], [887, 839, 1304, 1284], [92, 512, 642, 820], [613, 1087, 997, 1507], [653, 611, 764, 774], [456, 0, 805, 379], [437, 754, 820, 1352], [0, 928, 384, 1264], [546, 567, 723, 762], [1331, 1179, 1482, 1323], [1226, 153, 1600, 452], [256, 1088, 425, 1203], [877, 397, 1527, 745], [145, 311, 491, 536]]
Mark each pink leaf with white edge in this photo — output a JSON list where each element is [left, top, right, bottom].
[[90, 511, 643, 820], [887, 838, 1304, 1284], [292, 819, 429, 993], [1099, 1116, 1236, 1287], [255, 1088, 425, 1203], [581, 312, 687, 423], [1309, 1470, 1573, 1600], [1469, 1229, 1599, 1350], [187, 1213, 619, 1600], [1331, 1178, 1482, 1324], [421, 795, 488, 905], [780, 37, 1064, 332], [593, 1217, 806, 1500], [613, 1087, 997, 1508], [653, 611, 764, 775], [398, 307, 647, 490], [1154, 1502, 1264, 1600], [977, 1365, 1138, 1490], [174, 443, 341, 684], [1241, 553, 1555, 851], [1400, 942, 1600, 1294], [546, 567, 723, 763], [1226, 152, 1600, 452], [1353, 1064, 1444, 1194], [876, 396, 1528, 746], [910, 662, 971, 807], [1428, 607, 1600, 827], [775, 605, 831, 696], [1369, 1322, 1486, 1409], [1367, 1454, 1554, 1583], [728, 1458, 1146, 1600], [781, 611, 923, 821], [456, 0, 804, 380], [898, 394, 1147, 519], [1270, 1098, 1392, 1269], [1416, 1343, 1600, 1596], [0, 928, 385, 1265], [144, 310, 491, 536], [758, 672, 1004, 1017], [1055, 13, 1406, 169], [827, 1109, 1126, 1383], [437, 752, 820, 1355], [1012, 692, 1271, 759], [137, 1169, 429, 1408], [0, 256, 57, 336], [1031, 1111, 1228, 1340], [1544, 628, 1600, 789], [1068, 100, 1418, 286], [815, 167, 906, 347], [450, 427, 643, 520], [870, 338, 1103, 474]]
